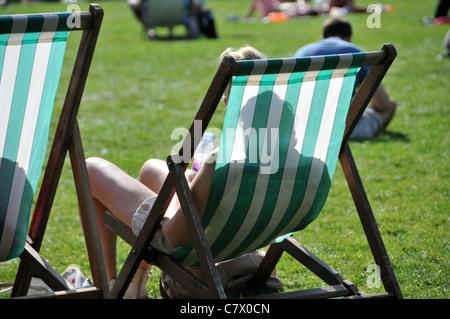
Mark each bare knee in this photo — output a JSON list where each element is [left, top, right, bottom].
[[139, 158, 167, 192], [86, 157, 105, 179], [140, 158, 161, 174], [139, 158, 158, 182], [86, 157, 110, 196]]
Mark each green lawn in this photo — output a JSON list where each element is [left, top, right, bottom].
[[0, 0, 448, 299]]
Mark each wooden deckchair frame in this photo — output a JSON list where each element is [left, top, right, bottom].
[[5, 4, 109, 299], [105, 43, 402, 299]]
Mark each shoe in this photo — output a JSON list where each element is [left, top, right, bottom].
[[61, 265, 93, 289], [107, 268, 151, 299], [434, 16, 450, 25], [123, 268, 151, 299]]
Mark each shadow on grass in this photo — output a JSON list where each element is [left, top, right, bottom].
[[351, 130, 410, 144]]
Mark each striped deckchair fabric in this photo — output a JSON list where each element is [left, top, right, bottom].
[[105, 44, 402, 299], [172, 52, 366, 266], [0, 13, 71, 262], [0, 5, 107, 299], [144, 0, 188, 28]]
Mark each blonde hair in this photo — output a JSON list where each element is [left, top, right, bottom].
[[219, 45, 267, 102]]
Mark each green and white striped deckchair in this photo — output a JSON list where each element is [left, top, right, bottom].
[[0, 10, 71, 263], [0, 5, 108, 298], [106, 44, 402, 299], [142, 0, 194, 39], [172, 53, 367, 267]]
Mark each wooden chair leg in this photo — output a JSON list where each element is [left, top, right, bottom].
[[249, 242, 284, 291], [250, 236, 351, 292], [339, 143, 402, 298], [279, 237, 346, 286], [167, 157, 226, 299], [11, 240, 70, 297], [69, 121, 110, 298]]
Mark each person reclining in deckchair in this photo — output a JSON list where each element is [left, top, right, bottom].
[[86, 46, 270, 299]]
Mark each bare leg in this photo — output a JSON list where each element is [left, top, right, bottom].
[[87, 157, 155, 280], [139, 158, 196, 193], [245, 1, 257, 18], [139, 158, 168, 193], [245, 0, 277, 18], [87, 155, 215, 298], [93, 197, 117, 280]]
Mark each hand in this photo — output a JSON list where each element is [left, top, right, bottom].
[[186, 170, 197, 183]]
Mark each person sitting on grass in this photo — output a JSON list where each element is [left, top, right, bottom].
[[294, 17, 398, 140]]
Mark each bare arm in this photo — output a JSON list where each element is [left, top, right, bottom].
[[161, 150, 217, 247], [371, 84, 397, 128]]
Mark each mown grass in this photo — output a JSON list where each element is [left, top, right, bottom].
[[0, 0, 448, 299]]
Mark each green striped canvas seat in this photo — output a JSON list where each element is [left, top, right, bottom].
[[0, 12, 71, 262], [143, 0, 189, 28], [172, 53, 365, 266], [106, 44, 402, 299]]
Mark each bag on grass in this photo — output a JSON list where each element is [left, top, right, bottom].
[[160, 250, 282, 298]]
